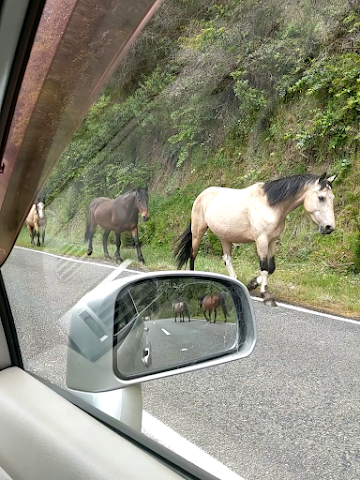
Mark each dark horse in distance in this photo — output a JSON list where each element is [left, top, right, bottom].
[[84, 188, 149, 264], [198, 293, 228, 323]]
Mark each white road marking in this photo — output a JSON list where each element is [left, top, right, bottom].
[[14, 246, 140, 273], [14, 246, 359, 324], [142, 412, 246, 480], [251, 296, 359, 325], [161, 328, 171, 336]]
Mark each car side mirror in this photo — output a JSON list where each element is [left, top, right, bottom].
[[66, 271, 257, 392]]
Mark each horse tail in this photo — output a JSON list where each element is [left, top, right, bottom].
[[219, 294, 228, 317], [174, 222, 192, 270], [84, 222, 91, 242], [84, 202, 95, 242]]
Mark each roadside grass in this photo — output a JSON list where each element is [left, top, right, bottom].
[[16, 227, 360, 319]]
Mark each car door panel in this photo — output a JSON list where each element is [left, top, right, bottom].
[[0, 367, 188, 480]]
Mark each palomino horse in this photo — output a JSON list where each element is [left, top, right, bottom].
[[173, 301, 190, 322], [84, 188, 149, 264], [198, 293, 228, 323], [25, 196, 47, 247], [175, 173, 336, 305]]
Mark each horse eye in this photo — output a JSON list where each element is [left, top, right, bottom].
[[319, 196, 325, 202]]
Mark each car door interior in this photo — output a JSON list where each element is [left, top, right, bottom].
[[0, 299, 221, 480], [0, 366, 184, 480]]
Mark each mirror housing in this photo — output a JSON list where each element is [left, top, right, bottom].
[[66, 271, 257, 393]]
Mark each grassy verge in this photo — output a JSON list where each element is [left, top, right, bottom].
[[16, 228, 360, 320]]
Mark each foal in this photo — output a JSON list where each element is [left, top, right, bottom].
[[175, 173, 336, 305]]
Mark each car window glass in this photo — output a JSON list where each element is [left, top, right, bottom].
[[1, 1, 359, 480]]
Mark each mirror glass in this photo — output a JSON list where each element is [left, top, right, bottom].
[[113, 276, 242, 379]]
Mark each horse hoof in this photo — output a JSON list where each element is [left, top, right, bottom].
[[87, 250, 93, 256], [247, 278, 259, 291], [104, 255, 111, 260], [261, 292, 277, 307], [265, 299, 278, 307]]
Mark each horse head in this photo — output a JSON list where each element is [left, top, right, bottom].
[[135, 188, 149, 222], [303, 173, 336, 235], [198, 294, 206, 308], [36, 199, 45, 219]]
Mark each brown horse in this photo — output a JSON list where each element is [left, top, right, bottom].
[[175, 173, 336, 305], [25, 196, 47, 247], [84, 188, 149, 264], [198, 293, 228, 323], [173, 301, 190, 322]]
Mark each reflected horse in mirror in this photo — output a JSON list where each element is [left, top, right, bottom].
[[175, 173, 336, 306], [84, 188, 149, 264], [173, 301, 190, 322], [198, 293, 228, 323], [25, 196, 47, 247]]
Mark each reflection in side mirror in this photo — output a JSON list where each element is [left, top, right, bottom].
[[66, 271, 256, 391], [115, 277, 243, 379]]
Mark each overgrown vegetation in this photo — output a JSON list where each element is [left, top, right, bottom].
[[25, 0, 359, 317]]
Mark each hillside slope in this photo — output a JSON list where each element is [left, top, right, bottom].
[[28, 0, 359, 316]]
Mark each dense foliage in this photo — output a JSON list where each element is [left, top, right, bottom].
[[43, 0, 360, 274]]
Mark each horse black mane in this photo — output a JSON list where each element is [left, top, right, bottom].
[[123, 187, 147, 197], [263, 173, 323, 207]]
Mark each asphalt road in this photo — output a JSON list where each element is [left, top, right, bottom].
[[2, 247, 359, 480], [144, 318, 237, 371]]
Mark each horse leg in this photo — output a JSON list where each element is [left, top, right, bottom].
[[114, 231, 123, 264], [221, 240, 237, 278], [267, 240, 276, 278], [131, 227, 144, 264], [249, 237, 277, 306], [87, 225, 95, 256], [34, 224, 40, 247], [214, 308, 217, 323], [102, 230, 111, 260], [41, 226, 46, 246], [264, 240, 277, 307], [191, 220, 208, 270], [247, 237, 266, 291], [27, 225, 34, 246]]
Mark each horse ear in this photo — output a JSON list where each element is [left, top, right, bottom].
[[318, 172, 327, 183], [327, 174, 337, 184]]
